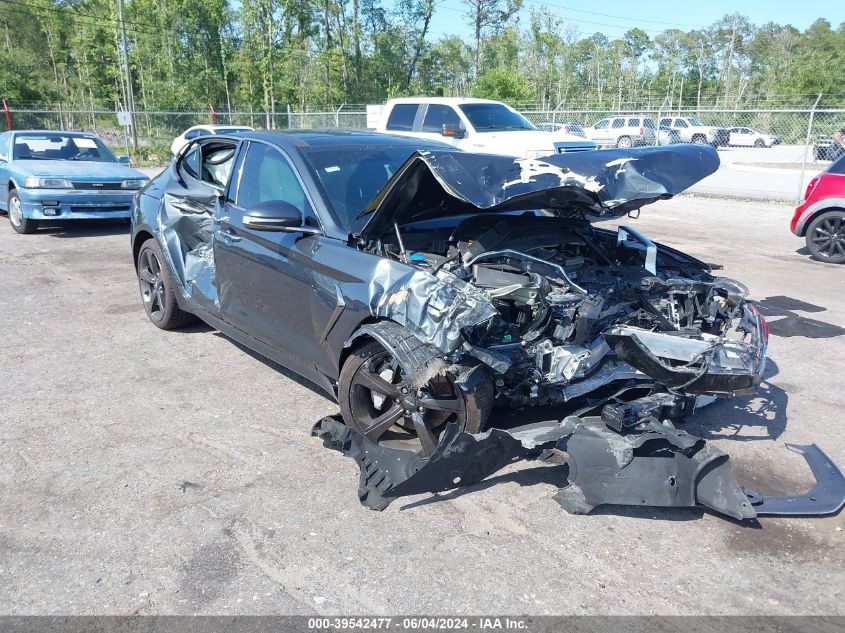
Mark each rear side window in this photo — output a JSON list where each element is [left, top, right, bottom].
[[660, 118, 671, 127], [386, 104, 419, 131], [627, 118, 640, 126], [643, 118, 654, 128], [828, 154, 845, 175], [674, 119, 688, 128], [611, 118, 625, 128], [421, 105, 461, 133], [236, 142, 310, 214]]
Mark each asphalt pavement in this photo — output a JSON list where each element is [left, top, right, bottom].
[[0, 195, 843, 615]]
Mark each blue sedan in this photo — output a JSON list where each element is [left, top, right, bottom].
[[0, 130, 149, 234]]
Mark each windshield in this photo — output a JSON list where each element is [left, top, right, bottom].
[[13, 134, 117, 162], [688, 117, 705, 127], [459, 103, 536, 132], [302, 144, 443, 232]]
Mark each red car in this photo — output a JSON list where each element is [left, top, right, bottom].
[[791, 153, 845, 263]]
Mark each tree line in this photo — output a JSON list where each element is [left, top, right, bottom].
[[0, 0, 843, 113]]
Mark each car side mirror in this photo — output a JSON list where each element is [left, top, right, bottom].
[[441, 124, 466, 139], [118, 155, 130, 165], [243, 200, 318, 234]]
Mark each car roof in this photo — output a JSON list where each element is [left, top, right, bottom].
[[232, 128, 453, 151], [187, 124, 254, 131], [385, 96, 505, 106], [10, 129, 100, 137]]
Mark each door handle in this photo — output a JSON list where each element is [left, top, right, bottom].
[[215, 227, 242, 243]]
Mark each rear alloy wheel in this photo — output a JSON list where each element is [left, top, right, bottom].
[[806, 210, 845, 264], [136, 239, 196, 328], [754, 138, 765, 148], [339, 336, 492, 457], [616, 136, 632, 148], [692, 135, 707, 145], [8, 190, 38, 234]]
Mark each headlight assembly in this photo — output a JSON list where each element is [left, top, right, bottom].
[[23, 177, 72, 189], [121, 179, 148, 189]]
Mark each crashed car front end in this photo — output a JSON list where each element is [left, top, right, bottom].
[[355, 146, 768, 415], [316, 145, 844, 522]]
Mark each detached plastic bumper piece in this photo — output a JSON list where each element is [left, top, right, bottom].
[[312, 414, 845, 522]]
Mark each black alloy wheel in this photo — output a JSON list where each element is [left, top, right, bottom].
[[339, 338, 491, 457], [806, 211, 845, 264], [136, 239, 196, 328]]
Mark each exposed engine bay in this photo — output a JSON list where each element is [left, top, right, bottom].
[[363, 213, 766, 409]]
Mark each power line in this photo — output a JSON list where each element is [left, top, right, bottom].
[[521, 1, 699, 28], [0, 0, 174, 36], [437, 3, 661, 36]]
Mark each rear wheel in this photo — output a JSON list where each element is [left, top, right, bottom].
[[136, 239, 196, 328], [806, 210, 845, 264], [338, 332, 492, 457], [616, 136, 632, 148], [8, 190, 38, 234], [754, 138, 765, 148], [692, 134, 707, 145]]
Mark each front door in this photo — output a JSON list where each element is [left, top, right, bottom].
[[213, 140, 322, 366]]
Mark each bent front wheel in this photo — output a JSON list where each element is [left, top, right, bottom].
[[338, 330, 492, 457]]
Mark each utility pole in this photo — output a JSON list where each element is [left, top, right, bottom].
[[117, 0, 138, 149]]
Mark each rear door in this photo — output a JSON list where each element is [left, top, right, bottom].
[[213, 140, 323, 365], [608, 117, 625, 145], [164, 138, 239, 313], [416, 104, 465, 147], [383, 103, 422, 139]]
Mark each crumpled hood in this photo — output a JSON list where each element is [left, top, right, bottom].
[[356, 144, 719, 239], [15, 160, 147, 180]]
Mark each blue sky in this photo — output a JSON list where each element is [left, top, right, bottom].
[[425, 1, 844, 40]]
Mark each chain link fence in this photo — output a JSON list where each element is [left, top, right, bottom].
[[9, 105, 843, 145], [4, 103, 844, 201]]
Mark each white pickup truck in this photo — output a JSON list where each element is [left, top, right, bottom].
[[372, 97, 596, 158]]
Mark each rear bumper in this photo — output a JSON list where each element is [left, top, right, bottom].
[[17, 188, 135, 220]]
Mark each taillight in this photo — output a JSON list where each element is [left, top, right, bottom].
[[750, 304, 769, 343], [639, 127, 644, 136], [804, 176, 820, 201], [564, 126, 571, 134]]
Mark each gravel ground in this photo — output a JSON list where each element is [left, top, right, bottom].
[[0, 195, 843, 616]]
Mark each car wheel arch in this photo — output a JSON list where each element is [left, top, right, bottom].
[[339, 318, 401, 375], [798, 204, 845, 236], [132, 230, 156, 270]]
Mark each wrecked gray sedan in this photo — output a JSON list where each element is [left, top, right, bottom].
[[130, 131, 844, 521]]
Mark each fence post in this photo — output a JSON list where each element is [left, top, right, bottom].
[[656, 96, 669, 147], [336, 103, 345, 127], [798, 93, 823, 204], [287, 103, 292, 130]]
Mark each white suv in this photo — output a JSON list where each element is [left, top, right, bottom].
[[583, 115, 657, 147], [658, 116, 729, 146], [375, 97, 596, 158]]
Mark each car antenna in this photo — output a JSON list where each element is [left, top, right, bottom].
[[394, 222, 409, 263]]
